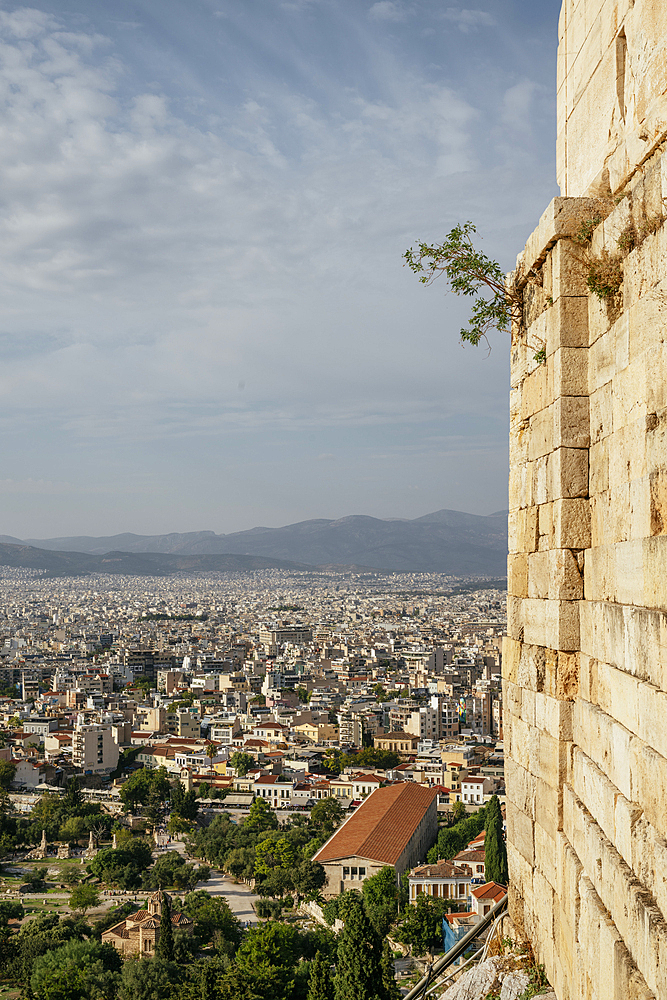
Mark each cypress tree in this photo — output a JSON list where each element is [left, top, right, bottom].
[[484, 795, 508, 885], [157, 895, 175, 962], [380, 939, 400, 1000], [334, 895, 384, 1000], [308, 948, 334, 1000]]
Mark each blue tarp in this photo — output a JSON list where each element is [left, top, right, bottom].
[[443, 917, 468, 952]]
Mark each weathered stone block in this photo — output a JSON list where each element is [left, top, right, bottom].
[[549, 446, 589, 499], [554, 394, 590, 449], [552, 346, 589, 397], [553, 496, 591, 548], [506, 799, 535, 866], [547, 294, 589, 352]]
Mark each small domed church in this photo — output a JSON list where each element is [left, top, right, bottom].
[[102, 889, 193, 956]]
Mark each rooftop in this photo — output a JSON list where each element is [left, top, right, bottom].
[[313, 783, 436, 866]]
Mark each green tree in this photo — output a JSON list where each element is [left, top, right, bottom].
[[255, 835, 297, 877], [362, 865, 399, 936], [404, 222, 522, 350], [334, 893, 387, 1000], [157, 895, 175, 961], [484, 795, 508, 885], [68, 882, 100, 914], [236, 921, 299, 1000], [182, 890, 242, 949], [229, 752, 254, 777], [380, 940, 400, 1000], [244, 797, 278, 833], [396, 895, 454, 957], [118, 956, 180, 1000], [59, 815, 88, 846], [307, 949, 334, 1000], [309, 798, 343, 834], [0, 759, 16, 791], [292, 859, 326, 905], [30, 938, 121, 1000], [60, 866, 84, 887]]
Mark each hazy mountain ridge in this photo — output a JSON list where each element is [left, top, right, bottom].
[[1, 509, 508, 575], [0, 544, 311, 577]]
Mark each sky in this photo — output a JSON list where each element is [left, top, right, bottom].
[[0, 0, 560, 538]]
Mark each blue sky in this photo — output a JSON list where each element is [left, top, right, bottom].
[[0, 0, 559, 537]]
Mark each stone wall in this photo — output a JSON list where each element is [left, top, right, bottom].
[[504, 4, 667, 999]]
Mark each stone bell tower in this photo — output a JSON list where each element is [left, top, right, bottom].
[[505, 2, 667, 999]]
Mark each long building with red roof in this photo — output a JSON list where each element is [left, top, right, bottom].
[[313, 783, 437, 899]]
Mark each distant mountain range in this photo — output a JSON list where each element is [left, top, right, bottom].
[[0, 509, 508, 576]]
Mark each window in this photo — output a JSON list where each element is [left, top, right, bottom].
[[343, 867, 350, 879], [359, 867, 366, 877], [351, 867, 358, 878]]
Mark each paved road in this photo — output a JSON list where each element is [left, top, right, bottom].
[[163, 841, 259, 925]]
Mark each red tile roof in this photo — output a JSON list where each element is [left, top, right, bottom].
[[410, 860, 470, 878], [313, 783, 437, 866], [472, 881, 507, 902]]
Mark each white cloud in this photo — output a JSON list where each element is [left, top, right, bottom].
[[442, 8, 495, 32], [368, 1, 408, 21]]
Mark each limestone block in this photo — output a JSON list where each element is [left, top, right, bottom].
[[583, 543, 613, 602], [589, 327, 618, 394], [528, 406, 554, 461], [612, 362, 648, 435], [538, 501, 553, 545], [529, 726, 568, 788], [505, 756, 536, 819], [637, 681, 667, 763], [535, 691, 574, 740], [535, 775, 562, 844], [579, 601, 667, 690], [548, 446, 589, 500], [521, 197, 602, 275], [533, 455, 549, 506], [507, 594, 524, 641], [613, 794, 644, 881], [508, 552, 528, 598], [573, 698, 633, 802], [519, 360, 548, 416], [608, 421, 647, 489], [571, 746, 618, 859], [552, 346, 589, 398], [507, 799, 535, 865], [507, 712, 531, 772], [501, 636, 521, 684], [552, 548, 584, 600], [630, 813, 667, 925], [629, 477, 651, 540], [534, 814, 558, 889], [553, 497, 591, 548], [648, 468, 667, 536], [589, 438, 609, 499], [544, 598, 581, 652], [527, 550, 550, 599], [641, 536, 667, 609], [547, 294, 589, 352], [614, 539, 645, 605], [556, 651, 580, 700], [555, 830, 583, 932], [551, 237, 592, 298], [517, 641, 547, 692], [508, 505, 539, 554], [589, 380, 613, 444], [522, 597, 546, 647], [554, 394, 590, 449], [521, 686, 536, 728], [591, 492, 612, 547]]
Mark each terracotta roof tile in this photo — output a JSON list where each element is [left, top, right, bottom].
[[313, 784, 436, 866]]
